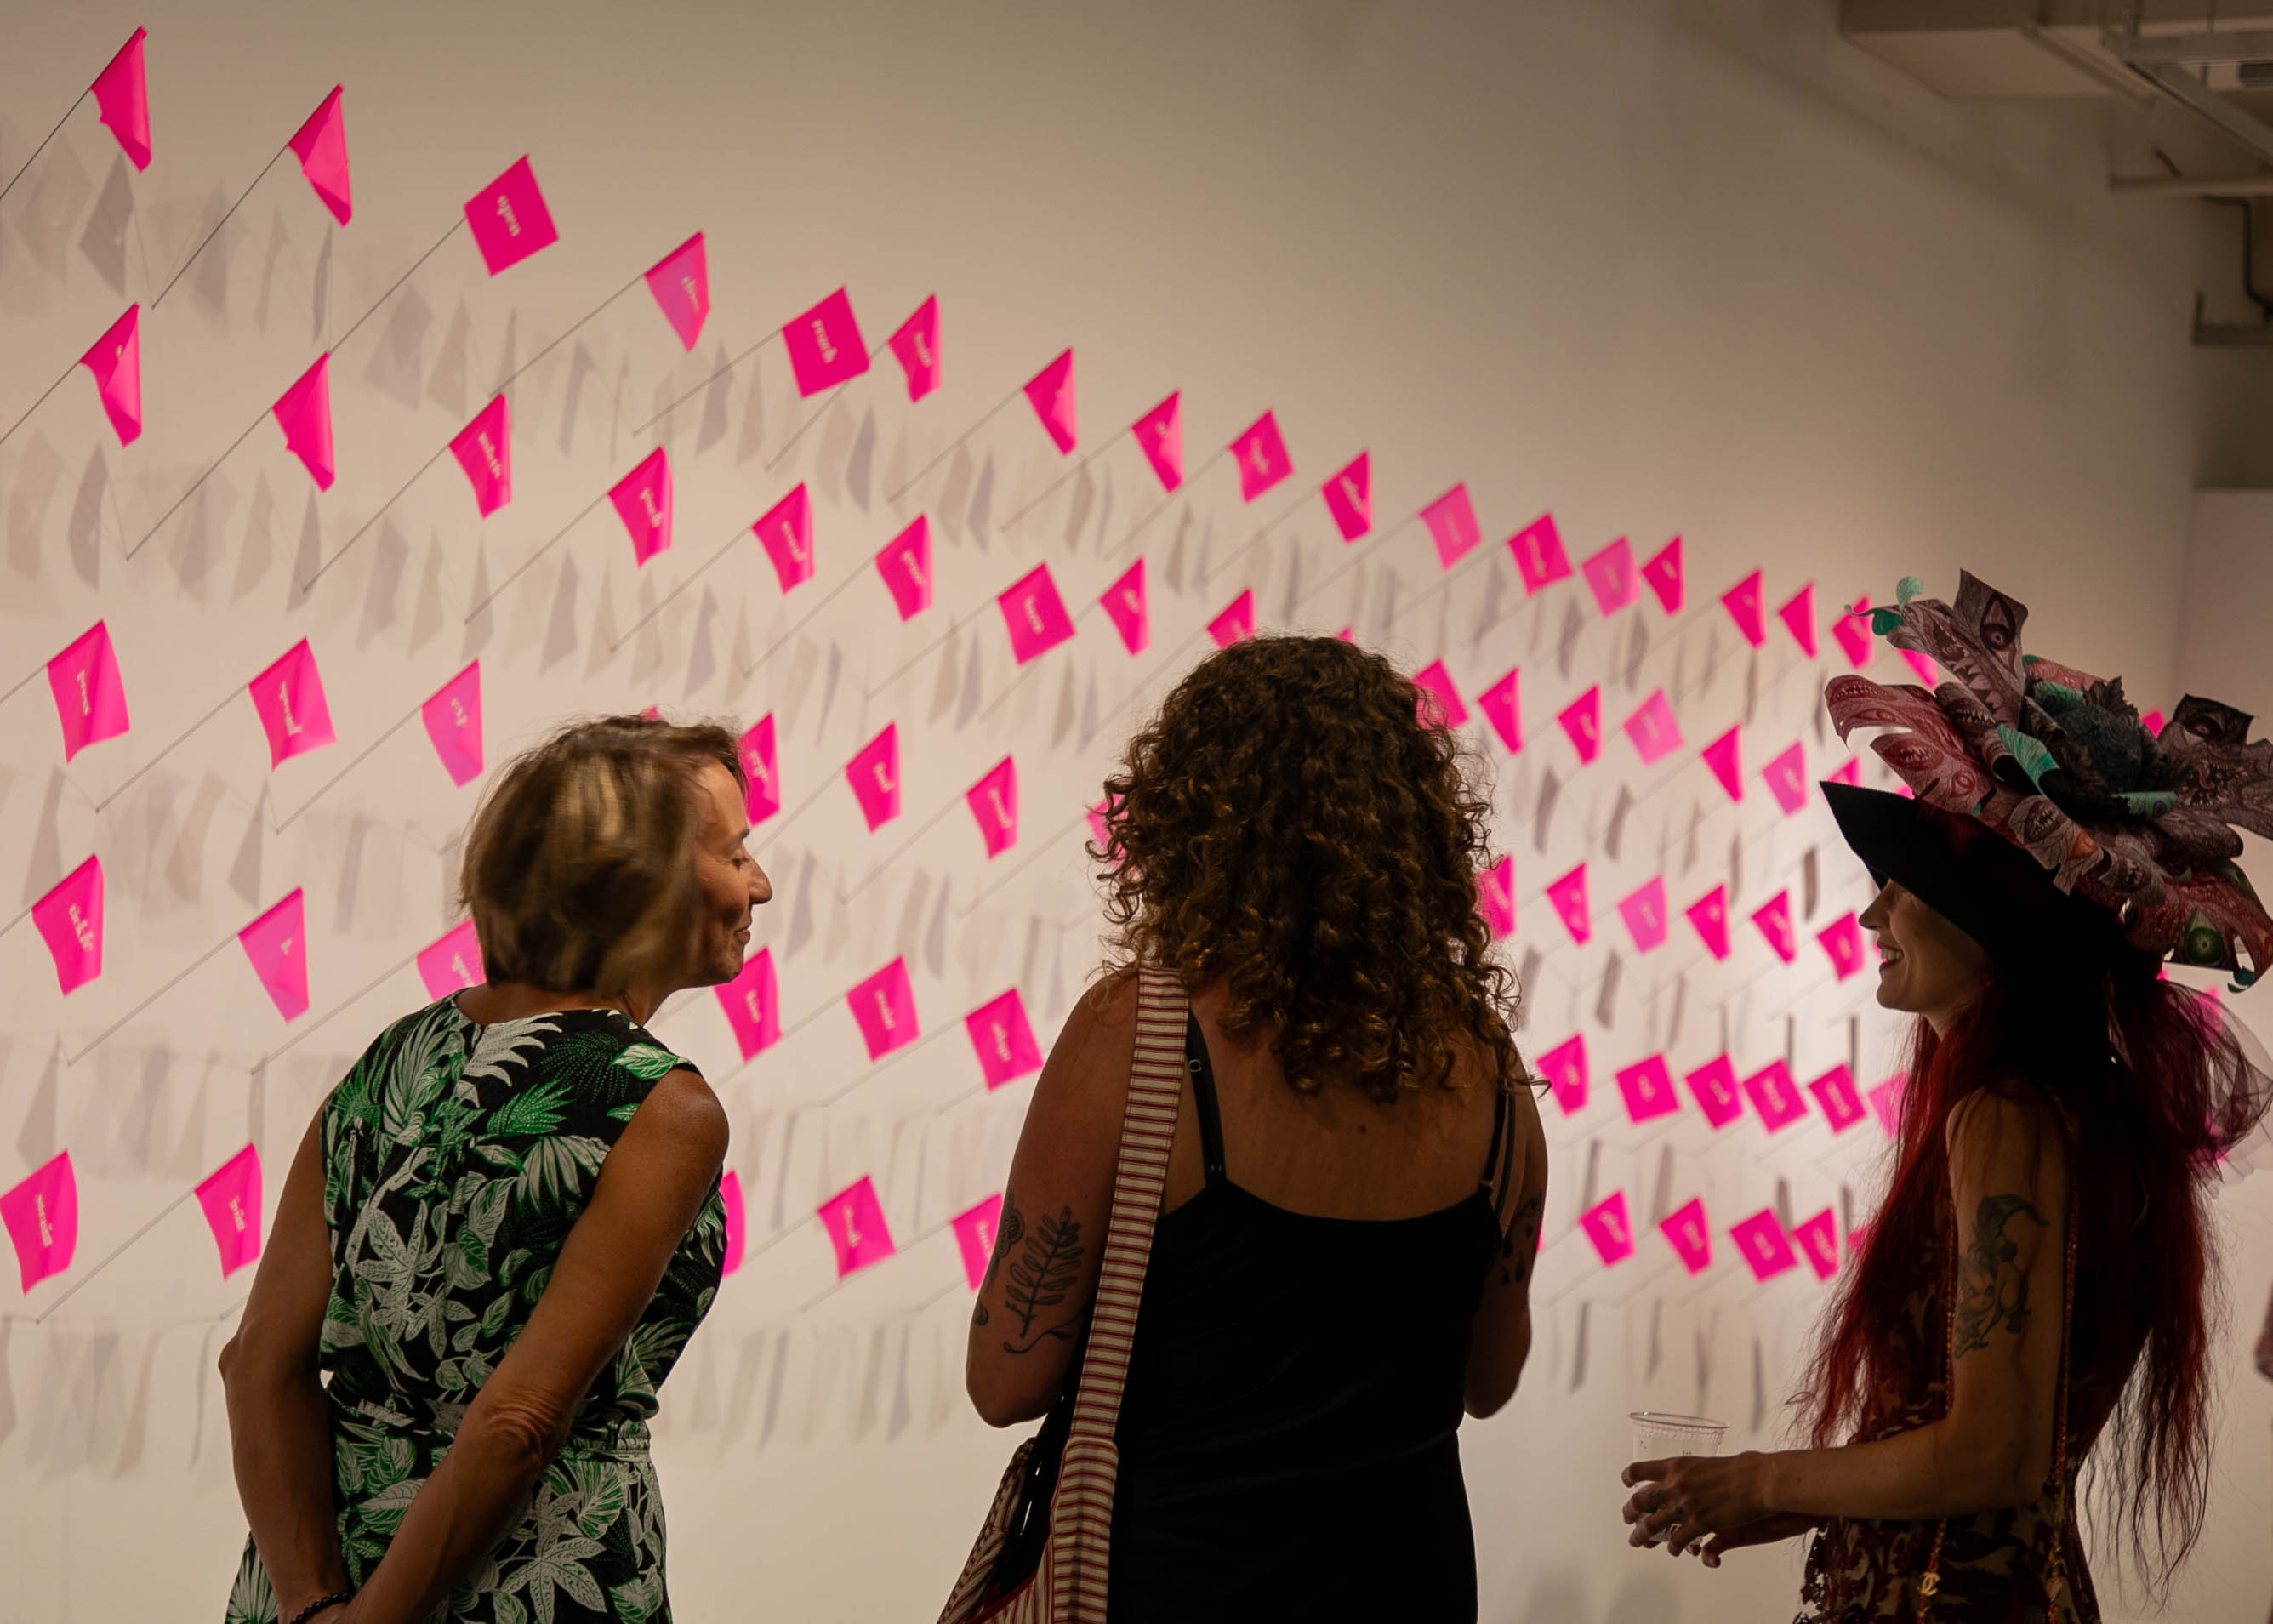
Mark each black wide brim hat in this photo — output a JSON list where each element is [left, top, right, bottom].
[[1821, 781, 2135, 973]]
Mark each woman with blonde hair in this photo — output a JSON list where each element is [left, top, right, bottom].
[[962, 635, 1546, 1621], [220, 715, 771, 1624]]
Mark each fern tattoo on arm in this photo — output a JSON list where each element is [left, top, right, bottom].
[[1000, 1204, 1085, 1355], [1951, 1193, 2046, 1358]]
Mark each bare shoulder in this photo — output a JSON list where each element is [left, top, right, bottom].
[[619, 1067, 729, 1167]]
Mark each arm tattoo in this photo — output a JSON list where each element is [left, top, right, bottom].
[[1951, 1193, 2046, 1358], [1000, 1204, 1085, 1354], [1501, 1193, 1546, 1286], [970, 1187, 1023, 1329]]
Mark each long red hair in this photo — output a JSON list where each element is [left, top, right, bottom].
[[1805, 942, 2268, 1596]]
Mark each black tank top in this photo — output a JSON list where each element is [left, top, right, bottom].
[[1108, 1014, 1513, 1622]]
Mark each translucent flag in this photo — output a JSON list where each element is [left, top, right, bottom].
[[1700, 726, 1742, 801], [876, 516, 931, 620], [78, 305, 142, 446], [1478, 667, 1522, 754], [1615, 1057, 1678, 1125], [1660, 1196, 1712, 1274], [965, 989, 1042, 1089], [1730, 1209, 1797, 1282], [1720, 570, 1766, 647], [644, 232, 709, 351], [998, 564, 1074, 664], [886, 294, 939, 401], [1420, 483, 1480, 570], [1132, 392, 1182, 492], [1640, 537, 1683, 614], [1535, 1034, 1587, 1116], [783, 286, 869, 396], [1100, 558, 1148, 655], [1556, 686, 1601, 765], [90, 28, 151, 170], [421, 660, 483, 787], [1322, 451, 1370, 541], [715, 948, 779, 1060], [754, 483, 814, 593], [1683, 1056, 1742, 1130], [31, 855, 104, 994], [47, 619, 129, 761], [966, 756, 1017, 858], [248, 639, 335, 766], [1580, 536, 1638, 616], [846, 958, 917, 1062], [1762, 742, 1808, 815], [239, 888, 310, 1022], [287, 86, 352, 225], [1507, 513, 1570, 595], [1579, 1190, 1634, 1266], [1777, 582, 1818, 658], [1546, 863, 1591, 945], [1229, 410, 1291, 503], [817, 1175, 895, 1277], [738, 714, 780, 823], [1621, 690, 1682, 765], [1023, 349, 1075, 453], [1478, 856, 1515, 939], [953, 1194, 1003, 1289], [1685, 886, 1730, 960], [1616, 876, 1667, 954], [447, 394, 511, 517], [1807, 1064, 1866, 1134], [271, 354, 335, 490], [1740, 1059, 1807, 1132], [1412, 659, 1467, 728], [463, 156, 558, 275], [846, 724, 900, 831], [193, 1144, 262, 1277], [415, 919, 484, 1001], [1206, 589, 1255, 649], [2, 1151, 77, 1292], [1750, 891, 1796, 964], [610, 447, 673, 566]]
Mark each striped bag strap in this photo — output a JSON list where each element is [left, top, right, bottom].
[[1045, 965, 1187, 1621]]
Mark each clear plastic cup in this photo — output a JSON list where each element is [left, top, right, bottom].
[[1626, 1412, 1729, 1547], [1628, 1410, 1729, 1462]]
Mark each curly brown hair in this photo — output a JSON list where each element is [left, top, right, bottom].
[[1096, 635, 1523, 1103]]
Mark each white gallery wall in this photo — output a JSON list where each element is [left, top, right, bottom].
[[3, 2, 2269, 1620]]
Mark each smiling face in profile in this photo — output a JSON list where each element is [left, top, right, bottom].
[[1859, 880, 1990, 1034]]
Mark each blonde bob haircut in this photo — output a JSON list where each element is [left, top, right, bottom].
[[459, 715, 744, 996]]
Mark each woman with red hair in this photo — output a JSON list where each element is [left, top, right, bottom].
[[1621, 573, 2273, 1619]]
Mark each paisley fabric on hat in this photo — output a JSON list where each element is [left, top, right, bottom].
[[1825, 572, 2273, 989]]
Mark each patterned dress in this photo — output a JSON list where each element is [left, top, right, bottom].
[[1796, 1210, 2120, 1623], [225, 999, 726, 1624]]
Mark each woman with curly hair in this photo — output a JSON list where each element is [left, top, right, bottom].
[[1620, 574, 2273, 1621], [964, 635, 1544, 1622]]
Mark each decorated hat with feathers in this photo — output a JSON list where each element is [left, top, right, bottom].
[[1824, 572, 2273, 989]]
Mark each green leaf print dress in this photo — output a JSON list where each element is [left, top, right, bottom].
[[225, 998, 726, 1624]]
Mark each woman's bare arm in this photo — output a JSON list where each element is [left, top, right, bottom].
[[222, 1107, 353, 1624], [1626, 1091, 2068, 1548], [965, 974, 1136, 1427], [1465, 1083, 1547, 1419], [335, 1069, 726, 1624]]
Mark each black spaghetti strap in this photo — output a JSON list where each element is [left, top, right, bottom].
[[1479, 1083, 1517, 1216], [1185, 1011, 1228, 1184]]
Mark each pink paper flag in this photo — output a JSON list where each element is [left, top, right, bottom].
[[1660, 1196, 1712, 1274], [1208, 589, 1256, 649], [817, 1175, 896, 1277], [1807, 1064, 1866, 1135], [1131, 392, 1183, 493], [1086, 799, 1112, 853], [1622, 690, 1683, 766], [1100, 558, 1148, 655], [31, 855, 104, 995], [1832, 596, 1873, 670], [1777, 582, 1819, 658], [611, 447, 673, 566], [1478, 667, 1523, 755], [846, 724, 900, 832], [271, 354, 335, 490], [1685, 886, 1731, 960], [1323, 452, 1371, 541], [1902, 648, 1940, 688], [1412, 660, 1467, 728], [78, 305, 142, 446], [1507, 513, 1572, 595], [967, 756, 1017, 858], [415, 919, 484, 1001], [886, 294, 940, 401], [1230, 410, 1293, 502], [1751, 892, 1796, 963], [720, 1171, 746, 1276], [1535, 1034, 1588, 1116], [1579, 1191, 1636, 1267], [1792, 1209, 1840, 1281], [644, 232, 709, 351], [1700, 726, 1743, 801], [287, 86, 352, 225], [249, 639, 335, 766], [715, 948, 780, 1061], [1478, 856, 1516, 940], [239, 890, 310, 1022], [1617, 876, 1668, 954], [47, 620, 129, 761], [847, 958, 918, 1062], [1023, 349, 1076, 453], [877, 516, 931, 620], [783, 286, 870, 396], [1721, 570, 1766, 647], [1866, 1071, 1906, 1137], [1546, 863, 1592, 945], [194, 1145, 262, 1277], [1827, 757, 1860, 788], [1556, 686, 1602, 765], [1684, 1056, 1744, 1130], [966, 989, 1043, 1089], [1816, 913, 1865, 981], [1762, 742, 1809, 815], [1730, 1209, 1797, 1282], [753, 484, 814, 593], [1580, 536, 1639, 616], [463, 156, 558, 275], [1615, 1057, 1679, 1125], [2, 1152, 77, 1292], [1420, 484, 1481, 570], [1640, 537, 1684, 614], [953, 1194, 1004, 1290], [738, 714, 780, 824], [418, 659, 482, 788], [448, 394, 511, 517], [1740, 1059, 1809, 1132], [999, 563, 1075, 664], [90, 29, 151, 171]]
